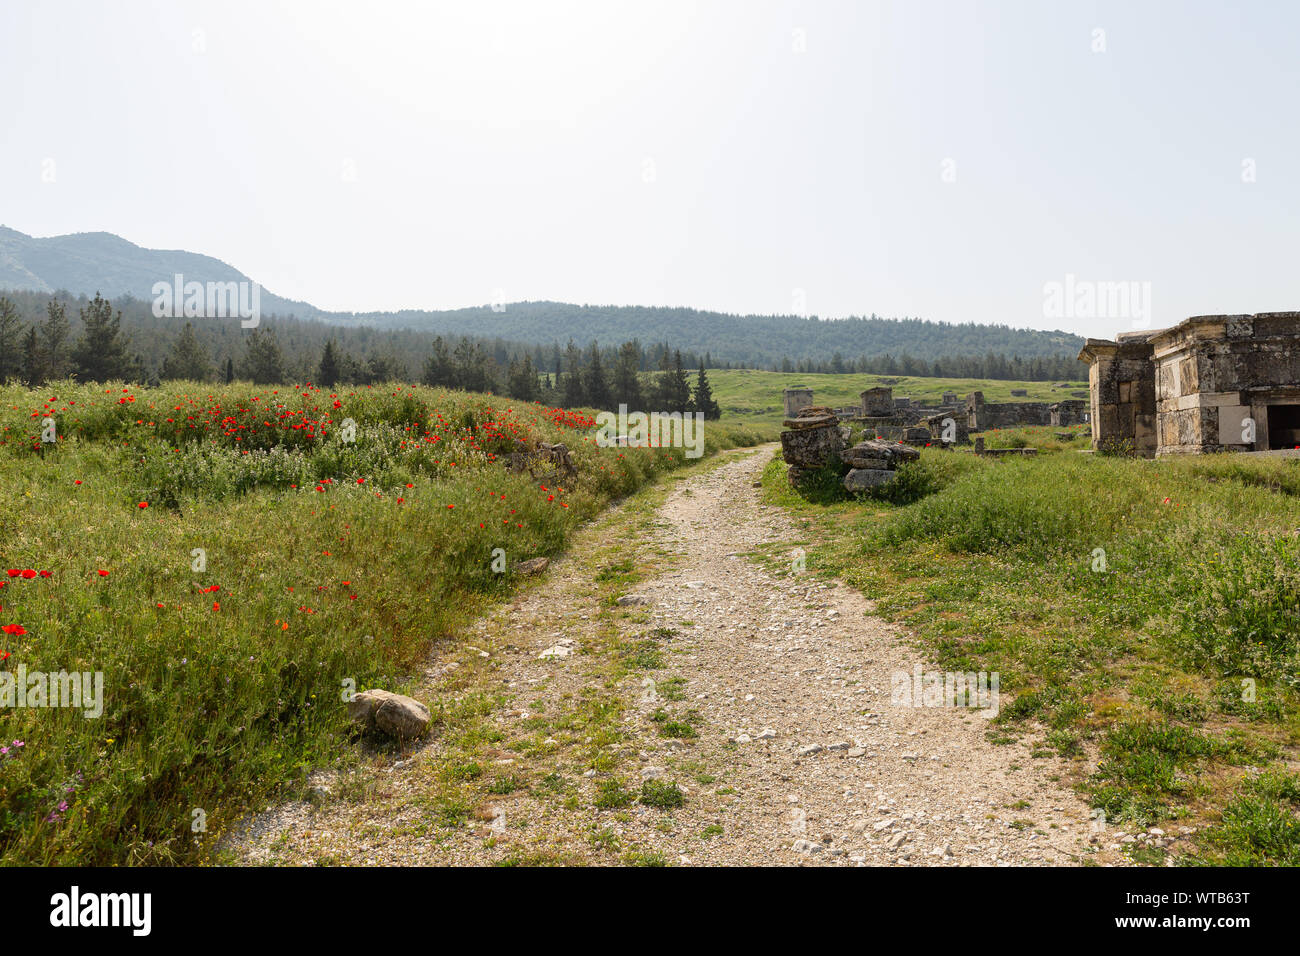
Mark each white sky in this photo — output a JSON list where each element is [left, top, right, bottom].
[[2, 0, 1297, 339]]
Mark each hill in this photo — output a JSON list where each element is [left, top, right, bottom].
[[0, 226, 316, 317], [0, 227, 1085, 368]]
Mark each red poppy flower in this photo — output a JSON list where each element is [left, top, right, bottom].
[[97, 570, 109, 577], [138, 502, 149, 509], [19, 570, 36, 579], [5, 570, 19, 578], [1, 624, 25, 636], [212, 602, 220, 611], [38, 570, 51, 578]]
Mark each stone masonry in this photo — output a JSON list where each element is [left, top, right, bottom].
[[1079, 313, 1300, 456]]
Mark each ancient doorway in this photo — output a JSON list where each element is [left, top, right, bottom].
[[1267, 404, 1300, 449]]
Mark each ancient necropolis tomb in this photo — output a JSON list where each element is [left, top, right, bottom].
[[1079, 312, 1300, 456]]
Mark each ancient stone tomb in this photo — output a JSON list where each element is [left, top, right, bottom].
[[1078, 312, 1300, 455]]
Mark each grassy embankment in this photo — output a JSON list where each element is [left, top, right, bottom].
[[708, 369, 1088, 425], [761, 429, 1300, 865], [0, 380, 772, 864]]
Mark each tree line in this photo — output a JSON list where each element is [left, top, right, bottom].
[[0, 291, 1085, 409], [0, 293, 723, 418]]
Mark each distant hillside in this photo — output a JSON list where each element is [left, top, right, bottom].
[[0, 226, 315, 317], [0, 227, 1085, 367], [330, 302, 1085, 368]]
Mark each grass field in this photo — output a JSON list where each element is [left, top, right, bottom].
[[708, 369, 1089, 424], [761, 431, 1300, 865], [0, 380, 772, 864]]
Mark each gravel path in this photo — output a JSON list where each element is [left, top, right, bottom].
[[226, 445, 1103, 866]]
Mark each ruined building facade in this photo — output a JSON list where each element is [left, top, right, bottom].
[[1079, 312, 1300, 456]]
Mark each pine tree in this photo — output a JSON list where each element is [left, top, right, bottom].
[[611, 340, 644, 409], [38, 299, 72, 382], [242, 329, 286, 384], [583, 342, 611, 409], [654, 350, 692, 413], [422, 336, 453, 388], [0, 297, 24, 382], [691, 360, 721, 420], [317, 339, 341, 387], [562, 340, 585, 407], [161, 322, 212, 381], [72, 293, 134, 381], [20, 325, 41, 385], [507, 355, 538, 401]]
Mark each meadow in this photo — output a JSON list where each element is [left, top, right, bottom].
[[708, 369, 1088, 424], [0, 380, 771, 864], [762, 429, 1300, 865]]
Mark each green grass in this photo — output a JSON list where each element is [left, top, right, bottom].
[[0, 379, 770, 864], [760, 444, 1300, 864], [639, 779, 685, 809], [709, 369, 1087, 424]]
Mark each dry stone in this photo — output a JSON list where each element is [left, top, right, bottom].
[[348, 689, 431, 740], [780, 423, 844, 469], [843, 468, 896, 492]]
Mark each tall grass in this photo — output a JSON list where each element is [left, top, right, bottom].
[[764, 444, 1300, 860], [0, 380, 770, 864]]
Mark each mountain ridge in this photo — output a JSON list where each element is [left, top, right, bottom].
[[0, 226, 1086, 365]]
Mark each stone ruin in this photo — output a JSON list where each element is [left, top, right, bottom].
[[780, 383, 1088, 457], [1049, 399, 1089, 427], [780, 405, 845, 487], [780, 404, 919, 493], [964, 391, 1052, 430], [782, 387, 814, 419], [509, 439, 577, 480], [1079, 312, 1300, 456]]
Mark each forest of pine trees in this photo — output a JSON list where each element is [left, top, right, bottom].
[[0, 292, 1089, 404]]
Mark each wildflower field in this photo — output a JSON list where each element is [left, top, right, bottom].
[[762, 431, 1300, 865], [0, 380, 770, 864]]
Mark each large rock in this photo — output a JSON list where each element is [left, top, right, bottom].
[[843, 468, 897, 492], [842, 455, 890, 470], [348, 689, 431, 740], [780, 424, 844, 469], [513, 557, 549, 576], [844, 439, 919, 466], [782, 412, 839, 430]]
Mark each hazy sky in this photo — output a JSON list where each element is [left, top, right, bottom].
[[2, 0, 1297, 338]]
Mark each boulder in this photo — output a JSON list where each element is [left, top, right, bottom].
[[782, 412, 839, 430], [841, 455, 891, 471], [845, 439, 919, 464], [513, 557, 549, 576], [843, 468, 897, 492], [780, 424, 844, 469], [348, 689, 431, 740]]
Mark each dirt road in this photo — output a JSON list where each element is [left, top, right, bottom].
[[228, 445, 1101, 866]]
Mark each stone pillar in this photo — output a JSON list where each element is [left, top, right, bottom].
[[783, 388, 814, 419], [860, 387, 894, 417]]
